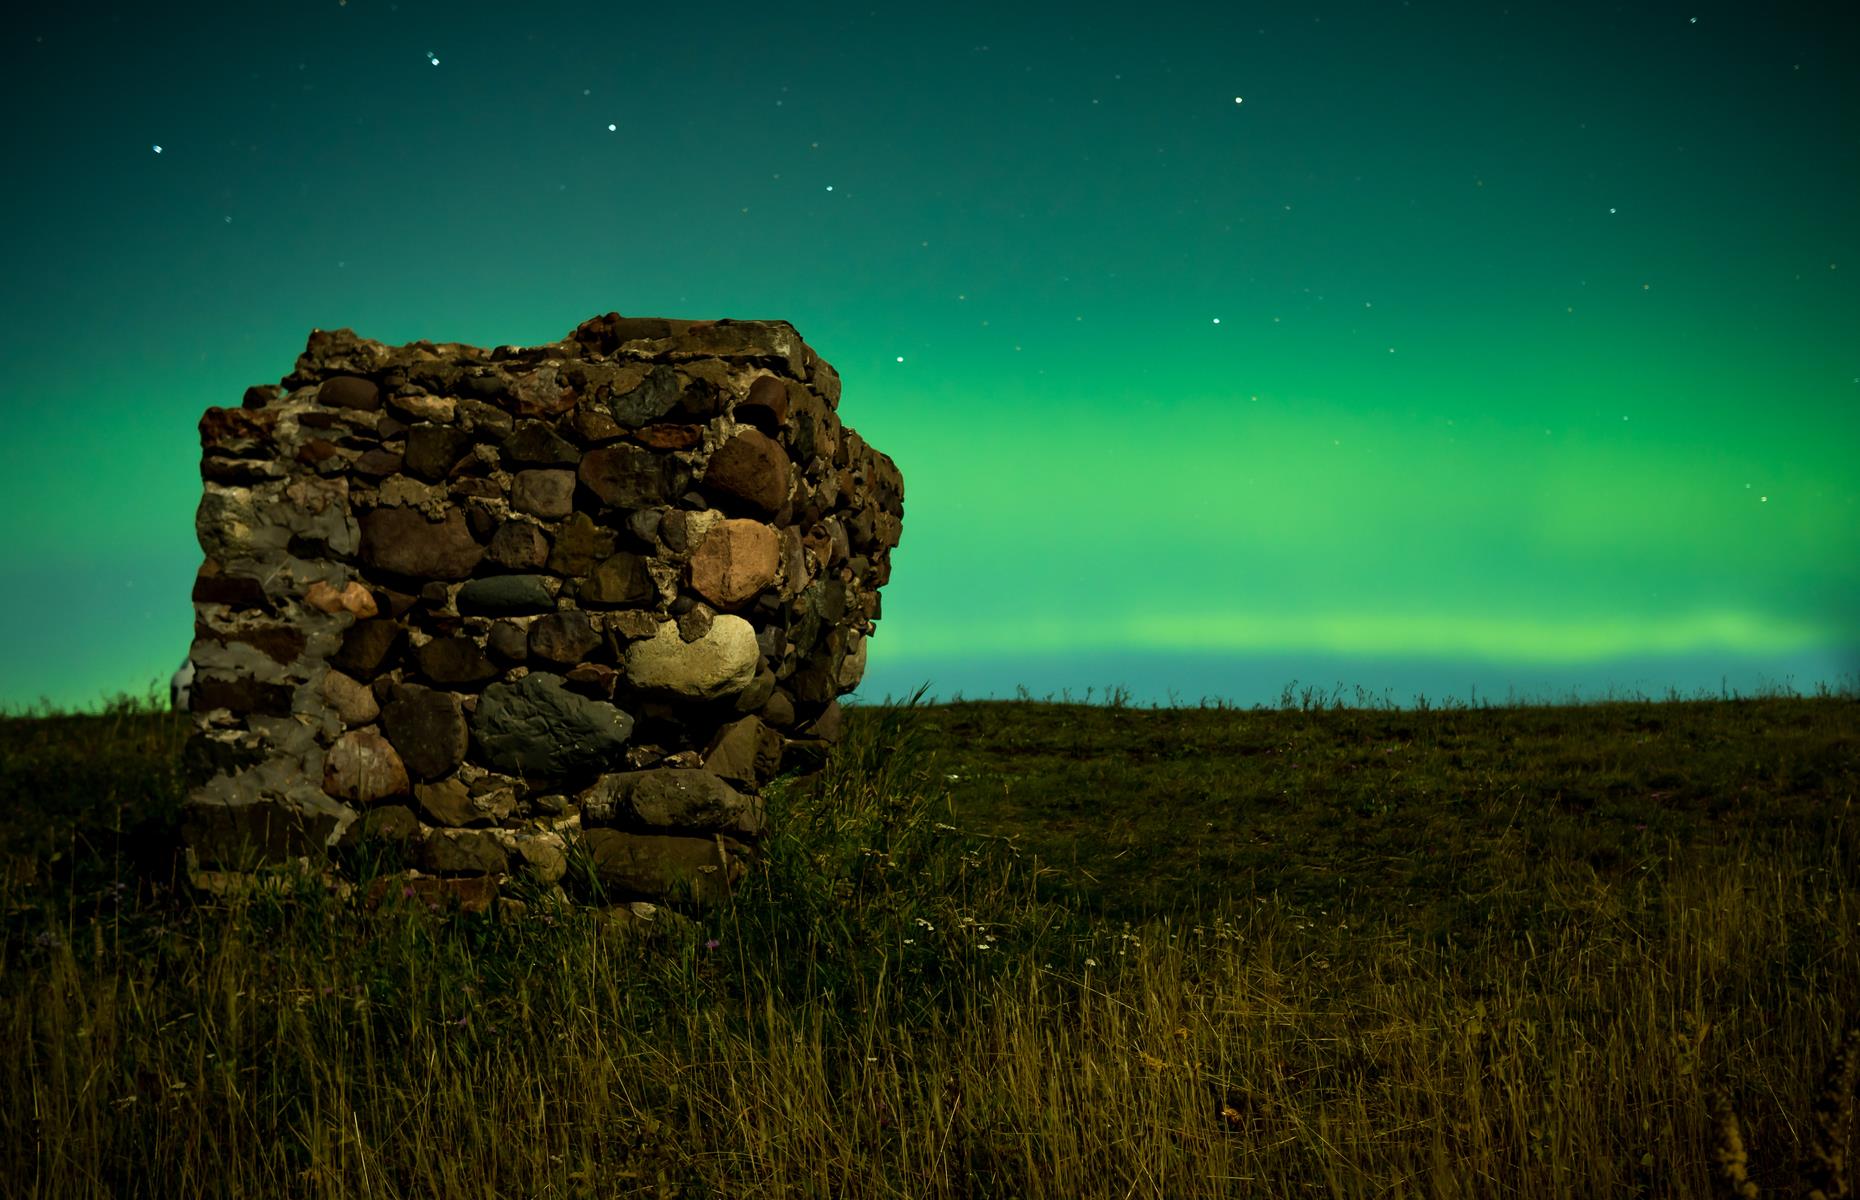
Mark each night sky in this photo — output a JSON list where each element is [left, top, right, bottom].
[[3, 0, 1856, 717]]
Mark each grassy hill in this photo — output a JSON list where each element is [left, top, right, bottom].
[[1, 676, 1855, 1197]]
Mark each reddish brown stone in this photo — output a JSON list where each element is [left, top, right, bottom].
[[317, 375, 380, 410], [191, 672, 293, 716], [507, 365, 580, 419], [702, 716, 785, 788], [324, 729, 411, 805], [224, 623, 308, 666], [379, 684, 469, 782], [359, 507, 485, 579], [352, 447, 402, 477], [303, 580, 378, 618], [632, 423, 704, 450], [412, 635, 499, 686], [199, 405, 274, 456], [486, 518, 550, 570], [736, 374, 791, 432], [330, 619, 404, 678], [529, 610, 602, 665], [703, 430, 791, 516], [511, 468, 576, 519], [579, 443, 672, 508], [191, 560, 272, 609], [688, 519, 781, 610]]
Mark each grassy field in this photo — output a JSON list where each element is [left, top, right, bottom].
[[1, 673, 1856, 1198]]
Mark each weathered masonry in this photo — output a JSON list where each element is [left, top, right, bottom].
[[179, 313, 902, 921]]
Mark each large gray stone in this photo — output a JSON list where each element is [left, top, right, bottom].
[[470, 671, 635, 779]]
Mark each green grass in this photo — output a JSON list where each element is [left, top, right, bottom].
[[1, 672, 1856, 1197]]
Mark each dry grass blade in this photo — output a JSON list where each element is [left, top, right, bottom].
[[1711, 1018, 1860, 1200], [1806, 1019, 1860, 1200]]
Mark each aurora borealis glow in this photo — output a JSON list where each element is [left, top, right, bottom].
[[2, 0, 1855, 715]]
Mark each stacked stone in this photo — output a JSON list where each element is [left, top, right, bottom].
[[179, 313, 902, 921]]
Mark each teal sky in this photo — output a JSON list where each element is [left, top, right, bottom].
[[3, 0, 1855, 716]]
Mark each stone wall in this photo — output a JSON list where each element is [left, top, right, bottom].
[[179, 313, 902, 922]]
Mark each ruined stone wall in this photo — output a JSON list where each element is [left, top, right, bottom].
[[179, 313, 902, 922]]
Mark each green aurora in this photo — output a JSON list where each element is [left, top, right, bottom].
[[2, 0, 1853, 714]]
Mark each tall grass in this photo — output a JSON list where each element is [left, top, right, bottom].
[[1, 673, 1855, 1196]]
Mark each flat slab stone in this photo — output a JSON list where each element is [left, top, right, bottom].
[[580, 827, 746, 907], [577, 767, 764, 837]]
